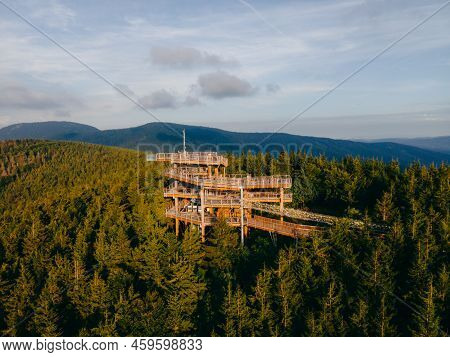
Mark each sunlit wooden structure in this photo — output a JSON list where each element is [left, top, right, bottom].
[[147, 145, 323, 243]]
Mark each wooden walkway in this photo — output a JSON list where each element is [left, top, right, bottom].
[[247, 215, 321, 238], [166, 207, 241, 226], [251, 202, 387, 232], [167, 205, 320, 238], [164, 187, 292, 203]]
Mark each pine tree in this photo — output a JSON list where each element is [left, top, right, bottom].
[[318, 278, 345, 336], [292, 167, 315, 208], [3, 264, 35, 336], [276, 248, 302, 335], [115, 288, 167, 336], [136, 229, 167, 289], [251, 267, 276, 335], [222, 283, 254, 336], [435, 265, 448, 334], [165, 252, 206, 336], [411, 279, 442, 336], [88, 272, 110, 322], [31, 270, 62, 336], [181, 226, 204, 268], [206, 218, 239, 277], [349, 298, 369, 336], [305, 311, 324, 336], [376, 191, 396, 223]]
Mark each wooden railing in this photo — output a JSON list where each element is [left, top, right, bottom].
[[202, 175, 292, 189], [154, 152, 228, 167], [165, 168, 291, 189], [164, 187, 292, 205], [165, 169, 204, 186], [204, 198, 246, 207], [247, 215, 321, 238], [246, 191, 292, 202], [205, 190, 239, 199], [164, 187, 199, 198], [169, 167, 209, 176], [166, 207, 241, 226], [166, 207, 202, 224]]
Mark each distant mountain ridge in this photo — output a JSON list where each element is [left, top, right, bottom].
[[364, 136, 450, 155], [0, 121, 100, 140], [0, 121, 449, 166]]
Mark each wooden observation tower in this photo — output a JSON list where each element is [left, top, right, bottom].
[[147, 131, 323, 243]]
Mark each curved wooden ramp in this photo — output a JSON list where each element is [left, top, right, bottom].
[[167, 205, 321, 238], [247, 215, 321, 238]]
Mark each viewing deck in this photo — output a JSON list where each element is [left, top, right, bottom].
[[163, 187, 292, 203], [165, 168, 291, 190], [149, 152, 228, 167]]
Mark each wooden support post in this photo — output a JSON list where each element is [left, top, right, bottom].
[[280, 187, 284, 222], [240, 186, 244, 246], [200, 187, 205, 242], [174, 180, 179, 236], [175, 197, 179, 237]]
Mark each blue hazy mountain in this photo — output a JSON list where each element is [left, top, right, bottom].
[[1, 121, 448, 165], [365, 136, 450, 155]]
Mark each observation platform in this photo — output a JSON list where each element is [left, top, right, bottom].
[[165, 168, 291, 190], [148, 152, 228, 167], [148, 149, 320, 243]]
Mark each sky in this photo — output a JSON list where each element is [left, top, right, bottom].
[[0, 0, 449, 139]]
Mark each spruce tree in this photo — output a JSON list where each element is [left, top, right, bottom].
[[411, 279, 442, 336]]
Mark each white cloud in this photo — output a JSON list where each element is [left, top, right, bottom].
[[197, 71, 257, 99], [31, 0, 76, 29], [0, 83, 79, 110], [139, 89, 177, 109], [150, 46, 238, 68]]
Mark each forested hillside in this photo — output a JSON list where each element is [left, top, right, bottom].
[[0, 140, 448, 336]]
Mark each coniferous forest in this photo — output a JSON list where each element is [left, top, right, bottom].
[[0, 140, 448, 337]]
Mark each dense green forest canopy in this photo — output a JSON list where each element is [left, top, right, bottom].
[[0, 140, 448, 336]]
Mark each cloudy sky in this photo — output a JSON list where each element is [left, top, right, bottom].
[[0, 0, 449, 139]]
